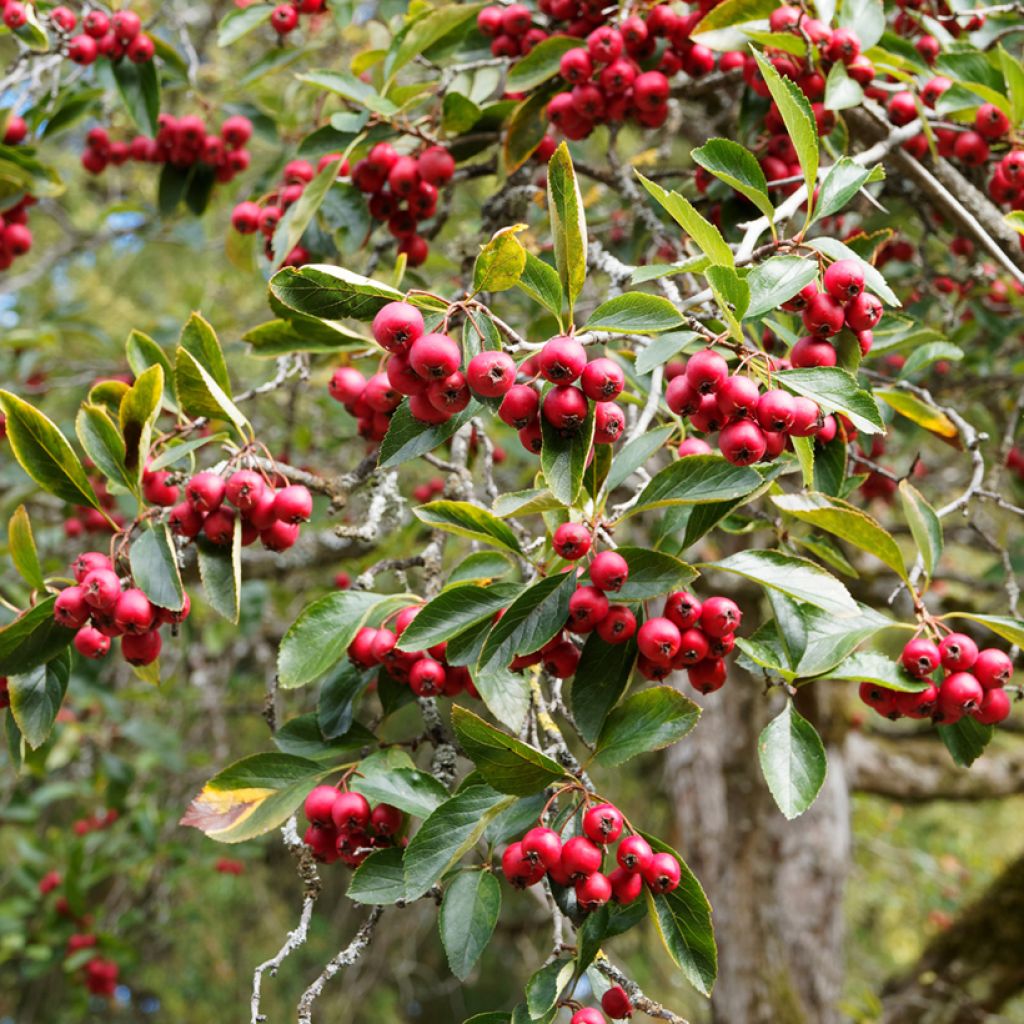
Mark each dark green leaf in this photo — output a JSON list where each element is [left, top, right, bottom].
[[317, 660, 375, 739], [196, 523, 242, 623], [348, 847, 408, 905], [585, 292, 685, 334], [351, 767, 450, 819], [8, 649, 71, 749], [628, 455, 761, 517], [0, 597, 75, 676], [594, 686, 700, 766], [379, 400, 480, 468], [692, 137, 773, 219], [938, 717, 993, 768], [744, 256, 818, 320], [440, 870, 502, 979], [613, 547, 696, 601], [547, 142, 587, 318], [507, 36, 584, 91], [758, 700, 827, 819], [130, 524, 185, 612], [636, 173, 733, 267], [415, 500, 522, 554], [776, 367, 884, 435], [541, 401, 595, 507], [569, 632, 638, 744], [397, 584, 518, 651]]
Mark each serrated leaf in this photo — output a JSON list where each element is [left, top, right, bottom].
[[507, 35, 584, 90], [612, 547, 696, 601], [379, 400, 480, 468], [473, 225, 527, 293], [692, 137, 773, 220], [758, 700, 827, 819], [745, 256, 818, 320], [604, 425, 674, 493], [217, 3, 273, 45], [822, 651, 925, 692], [938, 717, 993, 768], [440, 870, 501, 980], [806, 237, 899, 306], [8, 649, 71, 749], [397, 584, 519, 651], [129, 524, 185, 612], [777, 367, 884, 435], [270, 263, 407, 322], [75, 403, 133, 493], [517, 251, 564, 323], [585, 292, 685, 334], [540, 400, 595, 506], [175, 348, 250, 440], [636, 172, 733, 267], [0, 597, 75, 677], [196, 523, 242, 624], [594, 686, 700, 766], [898, 480, 942, 578], [348, 847, 408, 904], [8, 504, 44, 590], [351, 767, 450, 819], [415, 500, 522, 554], [628, 455, 762, 517], [547, 142, 587, 318], [812, 157, 875, 224], [938, 613, 1024, 648], [570, 632, 638, 744]]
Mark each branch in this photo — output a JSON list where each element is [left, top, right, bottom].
[[592, 958, 692, 1024], [296, 907, 384, 1024]]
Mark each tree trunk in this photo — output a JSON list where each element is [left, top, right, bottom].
[[663, 672, 850, 1024]]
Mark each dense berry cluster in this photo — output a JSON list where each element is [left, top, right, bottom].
[[502, 799, 680, 906], [32, 4, 156, 66], [859, 634, 1014, 727], [54, 550, 189, 666], [347, 603, 480, 698], [167, 470, 314, 553], [82, 113, 253, 183], [301, 784, 405, 867]]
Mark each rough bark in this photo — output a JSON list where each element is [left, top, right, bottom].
[[663, 673, 850, 1024], [880, 850, 1024, 1024]]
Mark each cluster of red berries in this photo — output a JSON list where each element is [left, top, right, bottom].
[[164, 469, 314, 553], [889, 0, 984, 47], [347, 604, 481, 698], [31, 5, 156, 66], [502, 800, 681, 911], [82, 113, 253, 182], [348, 142, 455, 267], [301, 784, 404, 867], [859, 634, 1014, 726], [631, 590, 740, 694], [0, 193, 34, 274], [72, 808, 119, 837], [267, 0, 328, 36], [54, 550, 189, 666], [230, 152, 345, 267], [64, 474, 127, 538], [571, 989, 633, 1024]]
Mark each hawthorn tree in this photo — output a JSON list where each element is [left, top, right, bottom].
[[2, 0, 1024, 1022]]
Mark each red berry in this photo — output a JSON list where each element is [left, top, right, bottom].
[[186, 471, 225, 512], [541, 639, 580, 678], [633, 70, 670, 110], [823, 259, 864, 301], [477, 6, 502, 36], [560, 48, 593, 83], [887, 91, 917, 126], [791, 336, 837, 368], [561, 836, 602, 880], [953, 130, 989, 166], [576, 870, 612, 910], [304, 784, 339, 825], [67, 34, 99, 64], [82, 9, 109, 37], [582, 803, 624, 844], [643, 852, 681, 893], [203, 508, 236, 546], [595, 605, 636, 644], [409, 658, 446, 696], [502, 841, 546, 887], [844, 292, 883, 332], [689, 657, 727, 694], [718, 419, 767, 466], [225, 470, 265, 512], [121, 630, 161, 666], [974, 648, 1013, 689], [543, 385, 588, 431], [331, 791, 371, 830], [673, 628, 710, 667], [408, 333, 461, 380], [348, 627, 380, 668], [416, 145, 455, 186], [939, 632, 979, 672], [75, 626, 110, 659], [665, 376, 700, 416], [594, 402, 624, 444], [169, 501, 204, 538], [685, 349, 728, 394], [273, 484, 313, 524], [82, 569, 121, 610], [895, 685, 938, 719], [637, 617, 682, 665], [581, 357, 625, 401], [973, 687, 1011, 725], [590, 551, 628, 593], [609, 866, 643, 904], [126, 34, 154, 63], [901, 638, 941, 678], [466, 350, 516, 397], [587, 25, 623, 63], [717, 375, 760, 419], [428, 372, 471, 414], [270, 4, 299, 33], [665, 591, 702, 631], [803, 293, 846, 337], [113, 588, 155, 635], [369, 804, 403, 836], [602, 985, 633, 1019], [617, 834, 653, 873], [55, 586, 90, 629], [975, 102, 1010, 139], [499, 385, 539, 429], [553, 522, 591, 560], [521, 826, 562, 870], [700, 596, 741, 638], [937, 672, 984, 721], [539, 336, 587, 383]]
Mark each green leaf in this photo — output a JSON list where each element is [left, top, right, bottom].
[[452, 707, 566, 796], [998, 46, 1024, 127], [348, 847, 408, 905], [758, 700, 827, 819], [504, 88, 556, 173], [585, 292, 685, 334], [938, 613, 1024, 648], [440, 870, 502, 980], [613, 547, 696, 601], [540, 400, 595, 506], [442, 91, 482, 133], [898, 342, 963, 379], [75, 403, 133, 493], [397, 584, 518, 651], [628, 455, 762, 517], [636, 172, 733, 267], [298, 70, 398, 116], [415, 501, 522, 554], [125, 329, 175, 410], [642, 833, 716, 996], [634, 332, 699, 375], [8, 649, 71, 749], [823, 62, 864, 113], [0, 597, 75, 676], [938, 717, 993, 768], [379, 400, 480, 468], [270, 264, 406, 322], [272, 157, 347, 272], [812, 158, 876, 224], [180, 753, 328, 843], [792, 602, 893, 678], [476, 573, 577, 728], [317, 660, 375, 739], [147, 434, 226, 473], [822, 651, 925, 692], [806, 237, 899, 306], [517, 251, 564, 323], [776, 367, 884, 435], [119, 364, 164, 480], [594, 686, 700, 766], [390, 3, 485, 75], [526, 959, 575, 1018], [403, 782, 515, 899], [703, 549, 858, 617], [604, 425, 674, 493], [751, 50, 818, 202], [570, 632, 639, 744], [447, 551, 514, 584], [175, 348, 250, 440], [217, 3, 273, 46], [8, 504, 44, 590], [351, 767, 450, 819], [129, 524, 185, 612], [196, 524, 242, 624], [273, 714, 375, 761], [507, 35, 584, 90], [692, 138, 773, 220], [691, 0, 776, 34], [492, 488, 565, 518], [0, 391, 101, 512], [547, 142, 587, 319], [473, 226, 527, 293], [771, 492, 906, 580], [745, 256, 818, 320], [895, 480, 941, 579], [244, 317, 367, 357], [840, 0, 885, 49], [110, 58, 161, 135], [278, 590, 389, 688]]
